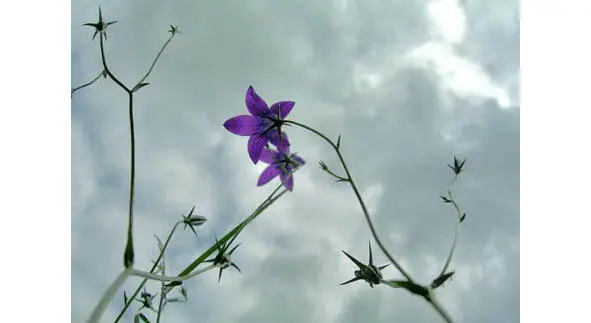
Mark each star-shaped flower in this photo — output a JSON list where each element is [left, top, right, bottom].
[[224, 86, 294, 164], [257, 145, 305, 191], [204, 237, 242, 283], [340, 242, 389, 288], [83, 7, 117, 40], [169, 25, 179, 35]]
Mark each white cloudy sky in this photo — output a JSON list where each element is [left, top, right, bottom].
[[71, 0, 519, 322]]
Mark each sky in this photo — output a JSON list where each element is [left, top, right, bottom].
[[71, 0, 519, 322]]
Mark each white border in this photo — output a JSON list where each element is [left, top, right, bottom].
[[0, 1, 70, 322], [522, 0, 591, 322]]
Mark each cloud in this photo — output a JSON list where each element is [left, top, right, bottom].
[[72, 0, 519, 322]]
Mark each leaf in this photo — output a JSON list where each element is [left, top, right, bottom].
[[132, 82, 150, 92], [123, 291, 128, 305], [154, 234, 164, 253], [164, 281, 182, 288], [431, 271, 455, 289], [440, 195, 452, 203], [383, 280, 430, 299], [137, 313, 150, 323], [336, 135, 341, 149], [460, 213, 466, 223]]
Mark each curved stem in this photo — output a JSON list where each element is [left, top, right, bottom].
[[86, 268, 133, 323], [99, 35, 130, 93], [134, 33, 176, 90], [437, 175, 464, 277], [71, 70, 104, 96], [284, 120, 415, 283]]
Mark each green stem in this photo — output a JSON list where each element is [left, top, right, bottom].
[[71, 70, 104, 96], [86, 268, 133, 323], [427, 289, 454, 323], [134, 33, 176, 90], [99, 33, 136, 268], [124, 91, 136, 267], [284, 120, 415, 283], [437, 175, 464, 278], [114, 222, 182, 322], [176, 184, 287, 277], [99, 35, 130, 92], [156, 291, 166, 323], [130, 264, 217, 282]]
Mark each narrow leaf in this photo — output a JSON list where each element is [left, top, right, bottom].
[[460, 213, 466, 223], [138, 313, 150, 323], [164, 281, 182, 288], [154, 234, 164, 252], [336, 135, 341, 149], [132, 82, 150, 92], [440, 195, 452, 203], [431, 271, 455, 289]]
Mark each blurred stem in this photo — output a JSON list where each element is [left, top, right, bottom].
[[114, 221, 182, 322], [156, 292, 166, 323], [115, 185, 287, 322], [284, 120, 415, 283], [86, 267, 133, 323], [130, 264, 217, 282], [427, 289, 454, 323]]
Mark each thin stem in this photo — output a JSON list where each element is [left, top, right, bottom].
[[99, 35, 130, 93], [71, 70, 104, 96], [114, 222, 182, 323], [130, 264, 217, 283], [124, 91, 136, 267], [177, 184, 286, 277], [156, 291, 166, 323], [437, 175, 464, 278], [284, 120, 415, 283], [134, 33, 176, 90], [427, 289, 454, 323], [98, 33, 136, 267], [86, 268, 133, 323]]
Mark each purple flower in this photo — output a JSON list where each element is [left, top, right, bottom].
[[257, 146, 305, 191], [224, 86, 295, 164]]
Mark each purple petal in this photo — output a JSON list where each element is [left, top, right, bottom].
[[292, 154, 305, 166], [269, 130, 290, 148], [223, 115, 260, 136], [259, 148, 277, 164], [245, 86, 269, 116], [277, 144, 290, 156], [248, 135, 268, 164], [280, 173, 294, 191], [257, 165, 281, 186], [270, 101, 295, 119]]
